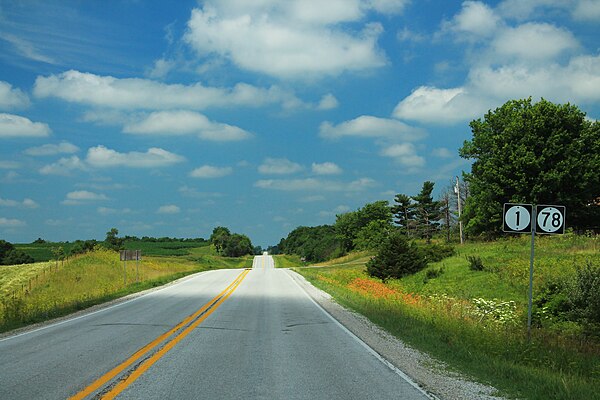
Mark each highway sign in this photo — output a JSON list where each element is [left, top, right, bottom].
[[503, 203, 533, 233], [536, 205, 566, 234]]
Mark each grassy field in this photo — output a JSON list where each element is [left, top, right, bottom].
[[272, 254, 303, 268], [14, 239, 211, 262], [0, 244, 252, 333], [294, 233, 600, 400]]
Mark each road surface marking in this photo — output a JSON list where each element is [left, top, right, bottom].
[[70, 268, 250, 400]]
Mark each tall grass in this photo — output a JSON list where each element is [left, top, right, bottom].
[[0, 248, 251, 333], [294, 234, 600, 400]]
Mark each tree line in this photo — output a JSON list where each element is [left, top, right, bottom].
[[278, 98, 600, 277]]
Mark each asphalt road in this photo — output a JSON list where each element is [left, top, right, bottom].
[[0, 255, 429, 399]]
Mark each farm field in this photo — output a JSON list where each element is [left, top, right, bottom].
[[295, 233, 600, 400], [0, 242, 252, 333]]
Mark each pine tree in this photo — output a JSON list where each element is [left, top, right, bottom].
[[412, 181, 442, 244]]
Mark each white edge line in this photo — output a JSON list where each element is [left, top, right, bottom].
[[285, 269, 437, 400], [0, 269, 223, 343]]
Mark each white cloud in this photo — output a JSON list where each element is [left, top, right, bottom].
[[317, 94, 339, 110], [254, 177, 375, 192], [0, 161, 20, 169], [432, 148, 454, 158], [97, 207, 132, 215], [24, 141, 79, 156], [258, 158, 303, 175], [39, 156, 87, 176], [146, 58, 176, 79], [189, 165, 233, 178], [86, 145, 185, 168], [380, 143, 425, 169], [0, 81, 30, 110], [320, 115, 426, 140], [34, 70, 306, 110], [0, 197, 39, 208], [62, 190, 108, 205], [319, 205, 351, 217], [312, 162, 343, 175], [183, 2, 388, 78], [491, 23, 579, 61], [123, 110, 252, 141], [0, 217, 26, 227], [157, 204, 181, 214], [0, 113, 50, 138], [443, 1, 501, 39], [469, 55, 600, 103], [573, 0, 600, 21], [393, 86, 489, 124], [0, 32, 55, 64]]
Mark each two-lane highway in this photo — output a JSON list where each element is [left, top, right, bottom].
[[0, 256, 430, 399]]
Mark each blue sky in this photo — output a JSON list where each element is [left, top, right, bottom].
[[1, 0, 599, 247]]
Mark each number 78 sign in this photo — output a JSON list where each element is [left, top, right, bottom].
[[503, 203, 566, 234]]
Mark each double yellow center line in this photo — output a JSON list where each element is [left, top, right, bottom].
[[70, 268, 251, 400]]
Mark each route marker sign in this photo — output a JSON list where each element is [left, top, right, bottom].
[[503, 203, 532, 233], [502, 203, 566, 341], [535, 205, 566, 234]]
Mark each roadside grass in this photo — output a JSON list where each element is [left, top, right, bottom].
[[0, 248, 252, 333], [272, 254, 303, 269], [293, 234, 600, 400]]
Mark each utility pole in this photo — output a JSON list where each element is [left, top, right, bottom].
[[455, 176, 464, 244]]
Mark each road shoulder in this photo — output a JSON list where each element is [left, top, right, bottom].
[[286, 269, 506, 400]]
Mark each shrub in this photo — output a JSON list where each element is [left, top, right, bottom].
[[466, 255, 484, 271], [366, 232, 426, 282], [2, 249, 34, 265], [569, 261, 600, 330], [419, 243, 455, 263], [424, 266, 444, 283]]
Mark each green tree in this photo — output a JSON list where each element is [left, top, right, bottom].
[[366, 232, 426, 282], [391, 193, 415, 236], [210, 226, 231, 254], [412, 181, 441, 244], [335, 201, 392, 253], [460, 98, 600, 235], [278, 225, 342, 262], [105, 228, 124, 251], [353, 220, 394, 251], [222, 234, 253, 257]]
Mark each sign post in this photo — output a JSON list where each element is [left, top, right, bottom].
[[120, 250, 142, 286], [503, 203, 565, 341]]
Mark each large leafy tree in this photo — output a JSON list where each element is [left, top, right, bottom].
[[278, 225, 342, 262], [105, 228, 124, 251], [334, 200, 393, 253], [460, 98, 600, 235], [210, 226, 231, 254]]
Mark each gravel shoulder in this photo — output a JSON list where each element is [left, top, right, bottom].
[[286, 269, 507, 400]]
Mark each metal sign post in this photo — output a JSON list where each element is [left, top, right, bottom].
[[120, 250, 142, 286], [503, 203, 565, 341]]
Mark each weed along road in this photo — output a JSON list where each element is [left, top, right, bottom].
[[0, 255, 429, 400]]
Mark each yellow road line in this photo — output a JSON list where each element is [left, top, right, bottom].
[[70, 269, 250, 400], [102, 269, 249, 399]]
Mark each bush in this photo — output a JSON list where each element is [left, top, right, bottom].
[[419, 243, 455, 263], [424, 266, 444, 283], [2, 249, 34, 265], [366, 233, 426, 282], [466, 255, 484, 271], [569, 261, 600, 330]]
